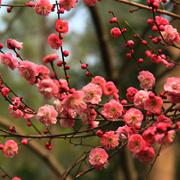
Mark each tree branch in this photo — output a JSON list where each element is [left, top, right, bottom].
[[115, 0, 180, 19], [0, 116, 72, 180], [88, 6, 117, 81]]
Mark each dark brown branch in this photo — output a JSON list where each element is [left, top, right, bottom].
[[115, 0, 180, 19], [88, 6, 116, 81]]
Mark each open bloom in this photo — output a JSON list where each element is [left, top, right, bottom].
[[134, 90, 150, 109], [37, 105, 58, 126], [100, 131, 119, 150], [34, 0, 52, 16], [89, 148, 109, 169], [55, 19, 69, 34], [164, 77, 180, 103], [37, 78, 59, 99], [0, 53, 18, 70], [123, 108, 144, 129], [162, 25, 180, 44], [128, 134, 144, 154], [91, 76, 106, 90], [103, 81, 118, 96], [144, 95, 163, 114], [138, 70, 155, 90], [63, 90, 87, 114], [18, 60, 38, 84], [82, 83, 102, 104], [101, 99, 123, 120], [3, 140, 18, 158]]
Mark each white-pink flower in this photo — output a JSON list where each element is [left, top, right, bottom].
[[63, 90, 87, 113], [37, 78, 59, 99], [134, 90, 150, 109], [164, 77, 180, 103], [91, 76, 106, 90], [164, 77, 180, 94], [162, 25, 180, 44], [37, 104, 58, 126], [123, 108, 144, 129], [82, 83, 102, 104], [138, 70, 155, 90]]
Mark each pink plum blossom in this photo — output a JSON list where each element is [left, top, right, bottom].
[[138, 70, 155, 90], [34, 0, 52, 16], [101, 99, 123, 120], [123, 108, 144, 129], [162, 25, 180, 44], [144, 94, 163, 114], [134, 90, 150, 109], [0, 53, 18, 70], [164, 77, 180, 103], [89, 147, 109, 169], [37, 78, 59, 99], [128, 134, 144, 154], [59, 0, 77, 11], [37, 104, 58, 126], [100, 131, 119, 150], [82, 83, 102, 104], [18, 60, 38, 84], [3, 140, 18, 158]]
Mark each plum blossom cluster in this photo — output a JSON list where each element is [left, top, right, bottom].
[[147, 16, 180, 45], [0, 0, 179, 178], [88, 72, 179, 168]]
